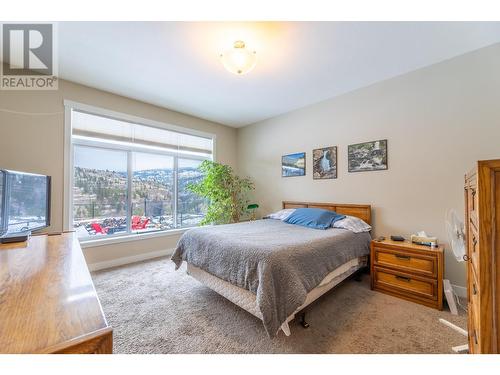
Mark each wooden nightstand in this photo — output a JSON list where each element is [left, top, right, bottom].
[[370, 239, 444, 310]]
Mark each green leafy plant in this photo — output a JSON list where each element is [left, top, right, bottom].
[[187, 160, 254, 225]]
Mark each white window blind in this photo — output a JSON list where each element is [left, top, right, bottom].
[[72, 110, 213, 156]]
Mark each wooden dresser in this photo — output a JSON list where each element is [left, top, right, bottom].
[[0, 232, 112, 353], [464, 159, 500, 354], [371, 239, 444, 310]]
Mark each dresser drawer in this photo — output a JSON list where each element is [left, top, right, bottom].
[[469, 212, 479, 235], [469, 265, 480, 308], [466, 169, 477, 188], [468, 265, 481, 353], [468, 302, 480, 354], [467, 186, 479, 222], [373, 267, 438, 301], [468, 224, 480, 278], [373, 246, 437, 278], [467, 186, 478, 211]]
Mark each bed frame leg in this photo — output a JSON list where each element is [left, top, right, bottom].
[[281, 322, 291, 336], [299, 312, 310, 328]]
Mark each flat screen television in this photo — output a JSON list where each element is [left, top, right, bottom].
[[0, 169, 51, 243]]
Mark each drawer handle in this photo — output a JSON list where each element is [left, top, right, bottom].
[[473, 330, 478, 345], [395, 254, 411, 260], [395, 275, 411, 282], [473, 283, 477, 295], [463, 254, 470, 262]]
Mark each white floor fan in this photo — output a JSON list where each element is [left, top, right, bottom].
[[440, 209, 468, 353]]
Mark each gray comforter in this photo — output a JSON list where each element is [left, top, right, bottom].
[[171, 219, 371, 337]]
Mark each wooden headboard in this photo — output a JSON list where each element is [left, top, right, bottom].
[[282, 201, 372, 225]]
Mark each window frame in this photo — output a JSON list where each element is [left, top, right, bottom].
[[63, 100, 215, 244]]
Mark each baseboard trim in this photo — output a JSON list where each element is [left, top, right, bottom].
[[451, 284, 467, 298], [87, 248, 174, 272]]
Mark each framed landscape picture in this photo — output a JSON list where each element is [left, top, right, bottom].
[[348, 139, 388, 172], [313, 146, 337, 179], [282, 152, 306, 177]]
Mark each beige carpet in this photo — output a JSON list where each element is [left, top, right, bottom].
[[92, 256, 467, 354]]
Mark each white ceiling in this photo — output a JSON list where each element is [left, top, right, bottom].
[[55, 22, 500, 127]]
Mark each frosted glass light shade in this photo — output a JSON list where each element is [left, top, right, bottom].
[[219, 40, 257, 75]]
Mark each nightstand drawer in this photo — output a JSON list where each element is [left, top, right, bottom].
[[373, 267, 438, 301], [370, 239, 443, 310], [373, 246, 437, 278]]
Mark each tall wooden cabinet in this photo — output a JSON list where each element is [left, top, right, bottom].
[[464, 159, 500, 354]]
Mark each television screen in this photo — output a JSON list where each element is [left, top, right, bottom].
[[0, 169, 51, 237]]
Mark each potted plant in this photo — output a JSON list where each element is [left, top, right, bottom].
[[187, 160, 254, 225]]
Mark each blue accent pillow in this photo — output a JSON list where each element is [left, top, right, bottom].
[[284, 208, 346, 230]]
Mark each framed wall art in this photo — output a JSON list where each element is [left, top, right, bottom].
[[282, 152, 306, 177], [348, 139, 388, 172], [313, 146, 337, 179]]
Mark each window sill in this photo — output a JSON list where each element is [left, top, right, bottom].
[[79, 227, 190, 248]]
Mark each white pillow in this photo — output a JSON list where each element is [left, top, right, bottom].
[[265, 208, 296, 220], [333, 215, 372, 233]]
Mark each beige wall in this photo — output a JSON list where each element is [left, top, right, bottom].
[[0, 77, 238, 265], [2, 43, 499, 286], [237, 43, 500, 288]]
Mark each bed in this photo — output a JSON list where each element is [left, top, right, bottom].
[[171, 201, 372, 337]]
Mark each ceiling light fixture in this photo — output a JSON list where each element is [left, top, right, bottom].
[[219, 40, 257, 75]]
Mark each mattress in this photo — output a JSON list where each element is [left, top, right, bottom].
[[187, 256, 367, 335]]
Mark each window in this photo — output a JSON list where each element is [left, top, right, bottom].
[[177, 158, 207, 227], [73, 146, 128, 236], [68, 106, 213, 240], [131, 152, 174, 233]]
